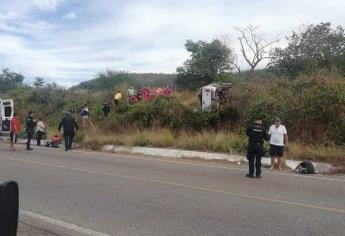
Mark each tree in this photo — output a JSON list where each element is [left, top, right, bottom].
[[235, 26, 278, 77], [0, 68, 24, 93], [33, 77, 45, 88], [218, 34, 241, 74], [28, 81, 66, 114], [76, 70, 136, 91], [176, 39, 234, 89], [270, 22, 345, 76]]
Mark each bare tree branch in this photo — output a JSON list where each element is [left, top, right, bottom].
[[235, 25, 279, 77]]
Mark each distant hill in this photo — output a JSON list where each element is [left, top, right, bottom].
[[72, 71, 176, 91]]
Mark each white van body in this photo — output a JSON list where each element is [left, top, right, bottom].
[[198, 83, 232, 112], [0, 99, 14, 134], [201, 87, 214, 112]]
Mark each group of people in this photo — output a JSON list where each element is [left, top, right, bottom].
[[123, 86, 173, 104], [245, 117, 288, 178], [10, 111, 47, 151], [9, 110, 79, 152], [8, 104, 288, 177], [101, 86, 173, 116]]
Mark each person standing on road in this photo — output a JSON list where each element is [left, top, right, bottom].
[[26, 111, 37, 151], [268, 117, 288, 170], [58, 111, 78, 151], [36, 117, 45, 146], [10, 112, 21, 151], [245, 119, 269, 178]]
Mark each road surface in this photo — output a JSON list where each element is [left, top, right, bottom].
[[0, 142, 344, 235]]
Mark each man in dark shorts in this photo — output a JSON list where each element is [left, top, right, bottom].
[[245, 119, 269, 178], [268, 117, 288, 170]]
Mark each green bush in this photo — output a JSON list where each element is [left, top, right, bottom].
[[246, 102, 287, 128], [6, 70, 345, 146]]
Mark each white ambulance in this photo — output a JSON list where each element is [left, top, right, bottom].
[[0, 98, 14, 134]]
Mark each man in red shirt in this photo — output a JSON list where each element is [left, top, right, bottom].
[[10, 113, 21, 151]]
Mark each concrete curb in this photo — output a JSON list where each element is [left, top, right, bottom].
[[1, 136, 49, 146], [1, 136, 332, 173], [103, 145, 244, 162], [102, 145, 332, 174]]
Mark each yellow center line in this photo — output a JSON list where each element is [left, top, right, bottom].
[[1, 156, 345, 214]]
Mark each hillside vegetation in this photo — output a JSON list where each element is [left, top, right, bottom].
[[73, 71, 175, 91], [2, 22, 345, 164]]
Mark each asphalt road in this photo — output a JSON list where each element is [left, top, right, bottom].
[[0, 142, 344, 236]]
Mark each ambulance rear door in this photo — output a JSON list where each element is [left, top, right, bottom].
[[1, 99, 14, 133]]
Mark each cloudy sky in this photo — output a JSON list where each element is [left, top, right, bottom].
[[0, 0, 344, 86]]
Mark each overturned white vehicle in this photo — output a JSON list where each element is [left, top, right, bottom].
[[197, 83, 232, 112]]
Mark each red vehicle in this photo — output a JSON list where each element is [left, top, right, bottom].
[[134, 87, 173, 102]]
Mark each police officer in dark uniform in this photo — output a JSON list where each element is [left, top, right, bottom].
[[26, 111, 37, 151], [246, 119, 269, 178], [58, 111, 78, 151]]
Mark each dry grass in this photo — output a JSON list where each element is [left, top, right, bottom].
[[286, 143, 345, 164], [80, 127, 247, 155], [172, 90, 198, 106], [78, 127, 345, 164]]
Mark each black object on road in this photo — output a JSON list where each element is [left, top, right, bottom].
[[0, 181, 19, 236], [295, 160, 315, 174]]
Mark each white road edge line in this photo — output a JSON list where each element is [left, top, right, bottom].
[[20, 210, 110, 236]]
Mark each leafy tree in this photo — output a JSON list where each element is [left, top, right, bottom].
[[75, 70, 138, 91], [0, 68, 24, 93], [271, 22, 345, 76], [176, 39, 234, 89], [33, 77, 45, 88]]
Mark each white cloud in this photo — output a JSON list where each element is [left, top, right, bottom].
[[0, 16, 56, 38], [0, 12, 19, 21], [64, 12, 77, 19], [1, 0, 345, 86], [32, 0, 64, 11]]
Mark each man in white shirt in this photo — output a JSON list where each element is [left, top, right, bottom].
[[268, 117, 288, 170], [36, 117, 45, 146]]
